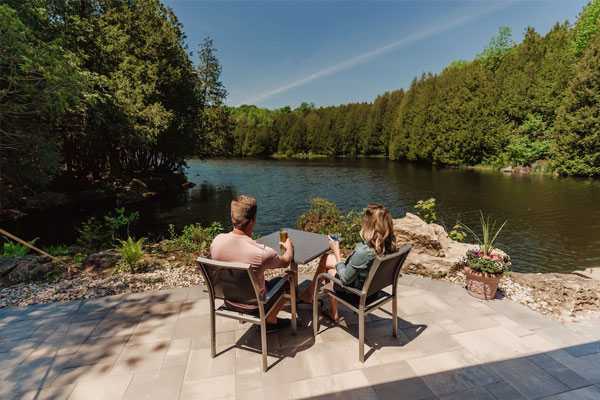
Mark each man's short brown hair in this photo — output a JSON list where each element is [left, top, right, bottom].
[[231, 195, 257, 229]]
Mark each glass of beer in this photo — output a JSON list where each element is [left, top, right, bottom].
[[279, 228, 288, 251]]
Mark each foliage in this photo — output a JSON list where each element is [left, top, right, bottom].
[[1, 238, 38, 258], [76, 208, 139, 250], [164, 222, 223, 252], [414, 198, 437, 224], [449, 223, 467, 243], [42, 244, 71, 257], [477, 25, 516, 71], [116, 237, 146, 272], [551, 29, 600, 176], [104, 208, 139, 242], [463, 248, 511, 275], [2, 0, 210, 205], [296, 198, 363, 249], [572, 0, 600, 55], [503, 137, 550, 167], [460, 211, 507, 256]]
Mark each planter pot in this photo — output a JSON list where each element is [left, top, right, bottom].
[[464, 267, 502, 300]]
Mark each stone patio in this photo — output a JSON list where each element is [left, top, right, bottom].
[[1, 274, 600, 400]]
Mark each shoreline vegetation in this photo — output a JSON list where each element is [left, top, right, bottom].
[[2, 1, 600, 220], [1, 199, 598, 323]]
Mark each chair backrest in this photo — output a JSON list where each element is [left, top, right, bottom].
[[196, 257, 261, 305], [363, 245, 411, 297]]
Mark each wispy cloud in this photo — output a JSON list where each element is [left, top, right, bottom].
[[240, 1, 516, 105]]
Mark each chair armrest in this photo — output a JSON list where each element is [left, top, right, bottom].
[[261, 275, 289, 303], [315, 273, 365, 297]]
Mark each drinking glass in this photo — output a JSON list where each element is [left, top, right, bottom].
[[279, 229, 288, 251], [329, 233, 340, 242]]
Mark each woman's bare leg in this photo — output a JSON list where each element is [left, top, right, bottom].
[[325, 268, 339, 321], [298, 253, 338, 303]]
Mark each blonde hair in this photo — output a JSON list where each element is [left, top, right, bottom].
[[360, 203, 397, 255], [231, 195, 257, 229]]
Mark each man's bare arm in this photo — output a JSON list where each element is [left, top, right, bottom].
[[276, 238, 293, 268]]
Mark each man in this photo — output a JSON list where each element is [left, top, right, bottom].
[[210, 195, 294, 332]]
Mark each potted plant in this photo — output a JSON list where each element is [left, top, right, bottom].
[[460, 212, 511, 300]]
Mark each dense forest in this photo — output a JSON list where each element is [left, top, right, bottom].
[[1, 1, 599, 215], [1, 0, 226, 209], [224, 1, 600, 176]]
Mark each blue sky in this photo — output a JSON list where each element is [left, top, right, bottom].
[[164, 0, 589, 109]]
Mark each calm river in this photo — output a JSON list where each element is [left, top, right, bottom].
[[7, 158, 600, 273]]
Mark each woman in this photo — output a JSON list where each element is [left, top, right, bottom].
[[297, 203, 397, 321]]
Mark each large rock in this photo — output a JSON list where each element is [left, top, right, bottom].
[[393, 212, 506, 276], [81, 249, 122, 270], [0, 256, 55, 286]]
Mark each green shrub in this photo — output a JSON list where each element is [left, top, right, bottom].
[[449, 222, 467, 243], [2, 238, 38, 258], [76, 208, 140, 251], [414, 198, 437, 224], [116, 237, 146, 272], [42, 244, 71, 257], [296, 198, 363, 249], [164, 222, 223, 252]]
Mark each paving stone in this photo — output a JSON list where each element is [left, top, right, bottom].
[[180, 374, 235, 399], [184, 347, 236, 381], [564, 342, 600, 358], [36, 320, 100, 357], [67, 374, 133, 400], [0, 318, 54, 339], [484, 381, 526, 400], [439, 386, 496, 400], [127, 317, 177, 345], [172, 315, 210, 339], [162, 338, 192, 368], [122, 365, 185, 400], [489, 357, 569, 399], [89, 316, 140, 338], [236, 383, 293, 400], [77, 295, 124, 314], [110, 341, 169, 375], [539, 385, 600, 400], [485, 300, 557, 331], [143, 300, 184, 319], [0, 384, 76, 400], [0, 354, 70, 395], [408, 349, 500, 396], [63, 336, 129, 368], [290, 370, 378, 400], [179, 299, 210, 319], [363, 360, 434, 400], [528, 353, 591, 389], [397, 293, 451, 315], [0, 300, 82, 323], [186, 286, 209, 301], [52, 362, 120, 387], [548, 350, 600, 384], [118, 287, 190, 308], [0, 337, 44, 354], [191, 331, 236, 350], [235, 351, 263, 393], [452, 326, 554, 363]]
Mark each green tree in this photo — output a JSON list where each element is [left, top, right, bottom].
[[477, 25, 516, 71], [551, 31, 600, 176], [572, 0, 600, 55]]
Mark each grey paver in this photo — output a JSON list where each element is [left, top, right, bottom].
[[564, 342, 600, 358], [439, 386, 496, 400], [489, 358, 569, 399], [539, 385, 600, 400], [484, 381, 526, 400], [1, 277, 600, 400], [528, 353, 591, 389]]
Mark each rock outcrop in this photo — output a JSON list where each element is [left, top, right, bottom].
[[393, 212, 506, 276], [81, 249, 122, 270], [0, 256, 56, 285]]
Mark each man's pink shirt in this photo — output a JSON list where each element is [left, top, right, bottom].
[[210, 231, 280, 296]]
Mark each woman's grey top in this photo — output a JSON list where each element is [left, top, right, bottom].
[[335, 242, 376, 290]]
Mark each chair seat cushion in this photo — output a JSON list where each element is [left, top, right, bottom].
[[223, 278, 289, 315], [332, 283, 389, 308]]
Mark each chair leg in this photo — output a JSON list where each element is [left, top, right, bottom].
[[260, 320, 268, 372], [210, 309, 216, 359], [358, 311, 365, 363], [312, 287, 319, 337], [392, 296, 398, 338], [290, 278, 297, 335]]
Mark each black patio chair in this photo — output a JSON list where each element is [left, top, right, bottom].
[[196, 257, 297, 372], [312, 244, 412, 362]]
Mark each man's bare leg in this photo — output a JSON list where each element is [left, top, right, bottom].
[[266, 296, 287, 324]]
